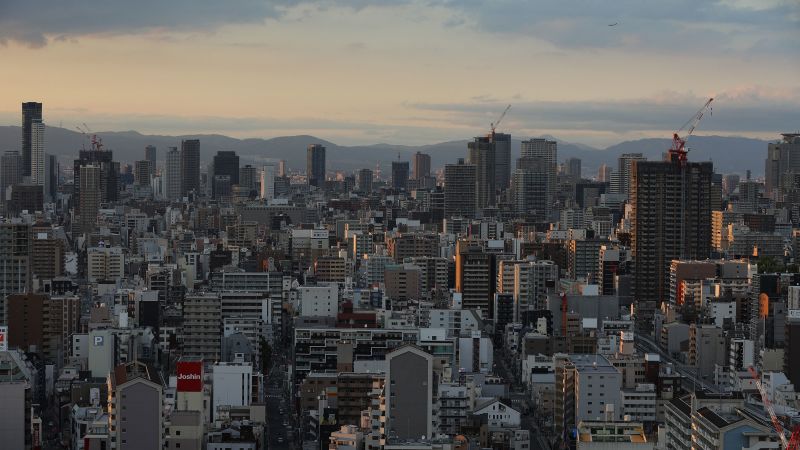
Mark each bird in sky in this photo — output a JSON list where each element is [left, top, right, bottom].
[[608, 22, 618, 26]]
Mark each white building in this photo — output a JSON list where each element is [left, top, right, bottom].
[[298, 284, 338, 317], [474, 399, 521, 428], [260, 163, 277, 200], [457, 332, 493, 374], [212, 362, 253, 420]]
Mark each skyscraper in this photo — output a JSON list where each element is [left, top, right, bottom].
[[455, 239, 497, 318], [613, 153, 645, 197], [180, 139, 201, 195], [239, 165, 258, 193], [1, 151, 22, 207], [21, 102, 42, 178], [212, 151, 239, 198], [260, 163, 277, 200], [391, 160, 410, 190], [631, 154, 713, 329], [512, 157, 549, 220], [73, 147, 119, 206], [520, 138, 557, 212], [598, 163, 612, 182], [30, 120, 45, 186], [444, 159, 477, 218], [166, 147, 182, 201], [44, 154, 58, 202], [468, 136, 496, 209], [0, 222, 31, 325], [493, 132, 511, 190], [765, 133, 800, 199], [78, 164, 102, 233], [412, 151, 431, 180], [306, 144, 326, 187], [145, 145, 157, 169], [357, 168, 373, 193], [564, 157, 581, 180], [134, 160, 152, 187]]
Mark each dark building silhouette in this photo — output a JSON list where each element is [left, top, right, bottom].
[[21, 102, 42, 177], [181, 139, 201, 195], [307, 144, 326, 187]]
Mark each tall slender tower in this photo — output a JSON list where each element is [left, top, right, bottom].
[[520, 138, 557, 212], [493, 132, 511, 190], [166, 147, 182, 201], [21, 102, 42, 178], [467, 136, 496, 210], [306, 144, 326, 187], [631, 154, 713, 330], [444, 159, 477, 218], [412, 151, 431, 180], [180, 139, 200, 195], [30, 120, 45, 186]]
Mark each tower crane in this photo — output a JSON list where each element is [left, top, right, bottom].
[[669, 97, 713, 165], [490, 104, 511, 137], [748, 366, 800, 450]]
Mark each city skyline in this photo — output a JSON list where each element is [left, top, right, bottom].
[[0, 1, 798, 147]]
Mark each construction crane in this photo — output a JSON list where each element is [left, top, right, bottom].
[[668, 97, 713, 165], [748, 366, 800, 450], [490, 104, 511, 136], [76, 123, 104, 151]]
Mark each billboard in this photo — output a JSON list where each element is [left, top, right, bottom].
[[176, 361, 203, 392], [0, 326, 7, 351]]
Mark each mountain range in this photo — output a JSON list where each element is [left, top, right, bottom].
[[0, 125, 773, 176]]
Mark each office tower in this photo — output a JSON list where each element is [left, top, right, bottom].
[[166, 147, 182, 200], [278, 159, 287, 177], [493, 132, 511, 190], [468, 136, 496, 209], [722, 174, 740, 196], [0, 222, 31, 325], [444, 159, 477, 218], [6, 185, 43, 215], [211, 151, 239, 198], [7, 293, 80, 363], [564, 157, 581, 180], [357, 168, 373, 193], [134, 160, 152, 187], [180, 139, 200, 195], [614, 153, 645, 196], [108, 361, 165, 450], [30, 120, 45, 185], [44, 154, 57, 202], [598, 163, 611, 182], [391, 160, 410, 190], [239, 164, 257, 193], [21, 102, 42, 177], [78, 165, 102, 233], [145, 144, 157, 168], [307, 144, 326, 187], [385, 346, 433, 440], [520, 138, 557, 208], [181, 293, 222, 361], [32, 233, 65, 281], [631, 154, 713, 329], [513, 156, 549, 220], [260, 163, 276, 200], [0, 151, 22, 206], [765, 133, 800, 199], [455, 240, 496, 318], [413, 151, 431, 180], [73, 148, 119, 204]]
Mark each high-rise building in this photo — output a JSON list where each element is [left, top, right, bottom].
[[513, 157, 549, 220], [7, 293, 80, 363], [260, 163, 277, 200], [468, 136, 496, 209], [520, 138, 557, 209], [493, 132, 511, 190], [357, 168, 373, 193], [44, 154, 57, 202], [211, 151, 239, 198], [0, 151, 22, 207], [78, 165, 102, 233], [145, 144, 157, 167], [0, 222, 31, 325], [444, 159, 477, 218], [391, 160, 410, 190], [613, 153, 645, 197], [385, 345, 433, 440], [278, 160, 287, 177], [31, 233, 65, 282], [455, 240, 497, 318], [180, 139, 201, 195], [307, 144, 326, 187], [21, 102, 42, 178], [108, 361, 165, 450], [564, 157, 581, 180], [134, 160, 152, 187], [413, 151, 431, 180], [73, 148, 119, 204], [598, 163, 612, 182], [166, 147, 182, 201], [631, 154, 713, 328], [239, 164, 257, 193], [765, 133, 800, 199], [30, 120, 45, 186]]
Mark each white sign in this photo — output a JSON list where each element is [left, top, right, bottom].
[[94, 335, 105, 346], [789, 310, 800, 320]]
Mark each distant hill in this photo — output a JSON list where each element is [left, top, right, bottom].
[[0, 125, 771, 175]]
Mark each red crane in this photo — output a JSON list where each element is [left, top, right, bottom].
[[748, 366, 800, 449], [668, 97, 713, 165]]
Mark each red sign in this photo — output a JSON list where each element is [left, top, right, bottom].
[[176, 361, 203, 392]]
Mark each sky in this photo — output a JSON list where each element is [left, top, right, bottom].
[[0, 0, 798, 147]]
